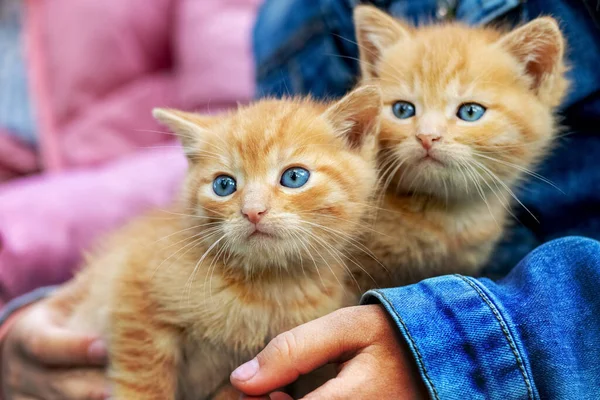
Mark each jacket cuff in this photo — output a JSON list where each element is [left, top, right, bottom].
[[361, 276, 536, 400], [0, 286, 56, 326]]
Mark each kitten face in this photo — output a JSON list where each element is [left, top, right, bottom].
[[355, 7, 568, 200], [154, 87, 381, 270]]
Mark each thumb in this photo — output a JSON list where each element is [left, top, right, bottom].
[[230, 306, 373, 396], [22, 324, 107, 367]]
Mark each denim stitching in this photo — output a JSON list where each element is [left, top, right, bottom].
[[457, 276, 535, 400], [376, 290, 441, 400]]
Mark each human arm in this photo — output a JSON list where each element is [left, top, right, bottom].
[[1, 283, 108, 400], [231, 304, 426, 399], [232, 236, 600, 399], [0, 147, 185, 399]]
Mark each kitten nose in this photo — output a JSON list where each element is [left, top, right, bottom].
[[242, 206, 268, 224], [416, 133, 442, 150]]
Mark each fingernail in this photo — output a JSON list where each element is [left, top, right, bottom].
[[88, 339, 107, 361], [231, 358, 259, 381]]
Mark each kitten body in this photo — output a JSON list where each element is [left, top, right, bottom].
[[64, 87, 382, 399], [352, 7, 568, 286]]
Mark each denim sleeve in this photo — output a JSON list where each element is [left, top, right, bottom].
[[253, 0, 359, 100], [0, 286, 55, 326], [362, 236, 600, 400], [252, 0, 524, 100]]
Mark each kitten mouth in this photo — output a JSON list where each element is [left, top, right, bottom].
[[248, 227, 274, 239], [420, 154, 445, 166]]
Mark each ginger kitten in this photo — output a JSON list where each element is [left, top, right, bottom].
[[352, 6, 568, 285], [62, 87, 382, 399]]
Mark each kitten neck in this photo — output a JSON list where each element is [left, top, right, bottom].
[[224, 253, 342, 284], [387, 189, 507, 218]]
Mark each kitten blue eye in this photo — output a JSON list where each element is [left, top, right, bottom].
[[457, 103, 486, 122], [392, 101, 416, 119], [280, 167, 310, 189], [213, 175, 236, 197]]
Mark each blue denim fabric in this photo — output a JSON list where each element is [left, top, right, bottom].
[[362, 236, 600, 399], [255, 0, 526, 100], [0, 0, 37, 145], [0, 286, 55, 326], [253, 0, 600, 277]]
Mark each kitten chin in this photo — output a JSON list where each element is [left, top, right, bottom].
[[64, 86, 383, 399], [352, 6, 568, 287]]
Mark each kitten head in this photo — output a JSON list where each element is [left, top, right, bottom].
[[355, 6, 568, 200], [153, 86, 381, 271]]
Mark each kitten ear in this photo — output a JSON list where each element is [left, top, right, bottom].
[[323, 85, 382, 150], [497, 17, 567, 104], [152, 108, 213, 161], [354, 5, 411, 80]]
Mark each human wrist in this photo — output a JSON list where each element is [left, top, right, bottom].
[[362, 277, 534, 399], [369, 303, 428, 399]]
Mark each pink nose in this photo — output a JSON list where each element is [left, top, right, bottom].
[[242, 207, 267, 224], [416, 133, 442, 150]]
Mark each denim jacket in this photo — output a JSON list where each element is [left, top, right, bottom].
[[362, 236, 600, 399]]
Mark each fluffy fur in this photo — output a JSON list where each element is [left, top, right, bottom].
[[352, 6, 569, 285], [63, 87, 382, 399]]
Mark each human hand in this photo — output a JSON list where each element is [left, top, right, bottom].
[[1, 286, 108, 400], [230, 305, 427, 399]]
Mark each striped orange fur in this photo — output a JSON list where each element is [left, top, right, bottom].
[[352, 6, 569, 286], [62, 86, 382, 399]]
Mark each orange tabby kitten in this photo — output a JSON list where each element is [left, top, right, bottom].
[[352, 6, 568, 285], [61, 86, 382, 399]]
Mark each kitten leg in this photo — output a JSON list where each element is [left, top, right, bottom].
[[109, 310, 181, 400], [178, 341, 239, 399]]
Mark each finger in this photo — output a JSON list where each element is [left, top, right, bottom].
[[302, 376, 360, 400], [49, 368, 110, 400], [21, 326, 107, 367], [269, 392, 293, 400], [303, 356, 375, 400], [12, 362, 109, 400], [240, 394, 292, 400], [231, 306, 378, 396], [6, 359, 53, 399]]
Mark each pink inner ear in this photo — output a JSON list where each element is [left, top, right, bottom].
[[500, 20, 563, 91], [524, 43, 560, 89], [345, 116, 377, 149], [325, 86, 382, 150]]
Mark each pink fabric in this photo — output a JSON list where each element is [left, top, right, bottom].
[[0, 147, 186, 304], [0, 0, 262, 306], [0, 132, 39, 182]]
